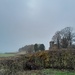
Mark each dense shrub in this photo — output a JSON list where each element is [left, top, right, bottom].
[[27, 50, 75, 70], [0, 49, 75, 74]]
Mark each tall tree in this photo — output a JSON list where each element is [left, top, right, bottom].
[[60, 27, 75, 47], [34, 44, 38, 52], [52, 31, 61, 48], [39, 44, 45, 51], [52, 27, 75, 48], [61, 37, 68, 48]]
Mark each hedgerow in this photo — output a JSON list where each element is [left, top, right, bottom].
[[0, 49, 75, 74]]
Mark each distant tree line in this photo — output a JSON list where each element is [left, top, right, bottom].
[[19, 44, 45, 53]]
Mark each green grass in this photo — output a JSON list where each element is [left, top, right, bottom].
[[0, 53, 16, 57], [42, 69, 75, 75], [16, 69, 75, 75]]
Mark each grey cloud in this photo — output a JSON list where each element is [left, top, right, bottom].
[[0, 0, 75, 52]]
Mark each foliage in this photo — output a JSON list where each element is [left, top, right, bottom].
[[39, 44, 45, 51], [28, 50, 75, 70], [0, 49, 75, 74], [34, 44, 38, 52], [34, 43, 45, 52]]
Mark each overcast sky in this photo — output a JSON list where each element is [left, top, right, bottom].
[[0, 0, 75, 53]]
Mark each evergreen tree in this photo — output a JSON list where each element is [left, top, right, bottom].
[[34, 44, 38, 52], [39, 44, 45, 51]]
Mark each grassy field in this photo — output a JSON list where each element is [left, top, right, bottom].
[[0, 53, 16, 57], [15, 69, 75, 75]]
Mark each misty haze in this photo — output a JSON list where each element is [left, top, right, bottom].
[[0, 0, 75, 75]]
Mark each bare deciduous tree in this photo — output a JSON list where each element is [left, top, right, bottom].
[[52, 27, 75, 48], [60, 27, 75, 47], [52, 31, 61, 48]]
